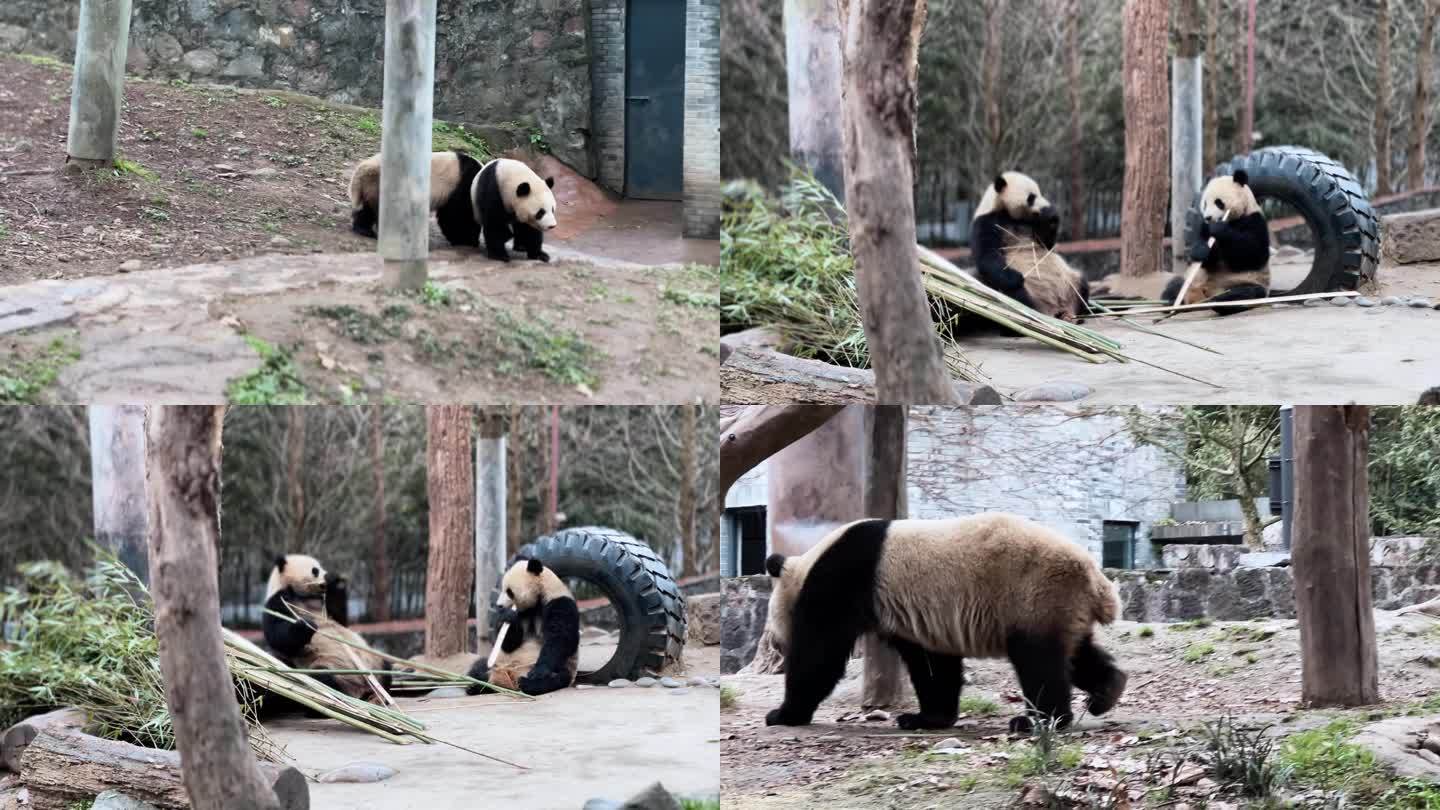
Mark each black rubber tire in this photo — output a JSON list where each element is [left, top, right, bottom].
[[1184, 146, 1380, 294], [491, 527, 687, 684]]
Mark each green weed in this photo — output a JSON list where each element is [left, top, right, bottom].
[[0, 336, 80, 403], [1183, 642, 1216, 663], [1138, 626, 1155, 638], [957, 695, 1000, 716], [432, 120, 492, 160], [113, 157, 157, 182], [191, 127, 208, 139], [227, 337, 307, 404], [720, 685, 737, 710]]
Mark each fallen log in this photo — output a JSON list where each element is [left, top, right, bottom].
[[1, 709, 85, 773], [721, 346, 1002, 404], [19, 729, 308, 810]]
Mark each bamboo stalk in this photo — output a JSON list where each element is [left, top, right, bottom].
[[1090, 290, 1360, 318]]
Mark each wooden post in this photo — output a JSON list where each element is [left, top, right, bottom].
[[678, 404, 698, 576], [546, 406, 560, 532], [475, 410, 507, 640], [1065, 1, 1087, 240], [1120, 0, 1171, 277], [1375, 0, 1392, 196], [424, 406, 474, 658], [285, 407, 307, 552], [838, 0, 955, 404], [89, 405, 148, 582], [378, 0, 438, 291], [861, 405, 908, 709], [369, 406, 392, 622], [1172, 0, 1204, 273], [66, 0, 133, 167], [1291, 405, 1379, 707], [1237, 0, 1256, 154], [783, 0, 846, 199], [144, 406, 300, 810]]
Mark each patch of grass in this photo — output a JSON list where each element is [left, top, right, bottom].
[[1277, 719, 1376, 790], [140, 206, 170, 222], [957, 695, 1000, 716], [416, 281, 460, 309], [1220, 625, 1277, 643], [1007, 718, 1082, 784], [353, 113, 381, 136], [432, 120, 492, 160], [1203, 717, 1291, 798], [227, 337, 307, 404], [719, 685, 738, 710], [263, 95, 286, 109], [191, 127, 208, 140], [1182, 642, 1216, 663], [662, 286, 721, 309], [9, 52, 69, 70], [307, 304, 412, 344], [113, 157, 157, 182], [1170, 618, 1214, 631], [1138, 625, 1154, 638], [679, 801, 718, 810], [0, 335, 80, 403], [491, 307, 600, 388]]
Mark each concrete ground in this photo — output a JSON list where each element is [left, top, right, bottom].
[[267, 685, 719, 810], [965, 259, 1440, 404], [560, 200, 720, 267]]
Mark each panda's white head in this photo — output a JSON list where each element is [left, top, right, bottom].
[[497, 159, 558, 232], [267, 553, 327, 600], [497, 558, 568, 611], [1199, 170, 1260, 223], [975, 171, 1057, 224]]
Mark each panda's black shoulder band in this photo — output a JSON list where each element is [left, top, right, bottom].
[[526, 558, 544, 575], [765, 553, 786, 577]]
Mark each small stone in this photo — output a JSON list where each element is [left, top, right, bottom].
[[864, 709, 890, 722], [1303, 298, 1326, 307], [1409, 297, 1433, 308], [1382, 296, 1405, 306], [83, 225, 97, 236], [608, 678, 633, 688], [269, 236, 293, 247], [1329, 296, 1352, 306], [575, 683, 596, 690], [687, 676, 709, 687], [660, 676, 683, 688], [581, 801, 623, 810], [427, 686, 467, 699], [212, 163, 237, 172], [634, 677, 657, 687], [245, 167, 279, 179], [316, 761, 396, 783], [182, 48, 219, 75], [92, 791, 161, 810], [931, 737, 963, 751], [1011, 381, 1092, 402], [118, 259, 142, 273], [668, 688, 692, 695], [362, 375, 383, 392], [1355, 296, 1377, 307]]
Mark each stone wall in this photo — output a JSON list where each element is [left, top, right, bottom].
[[721, 575, 770, 674], [589, 0, 625, 193], [681, 0, 720, 238], [0, 0, 595, 175]]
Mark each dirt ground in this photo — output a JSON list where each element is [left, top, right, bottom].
[[267, 644, 721, 810], [720, 612, 1440, 809]]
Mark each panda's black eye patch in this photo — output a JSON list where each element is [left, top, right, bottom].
[[312, 567, 319, 577], [506, 587, 514, 598], [1215, 200, 1226, 210], [1027, 193, 1036, 206], [536, 208, 545, 218]]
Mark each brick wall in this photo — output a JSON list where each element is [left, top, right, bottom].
[[682, 0, 720, 238], [588, 0, 626, 193]]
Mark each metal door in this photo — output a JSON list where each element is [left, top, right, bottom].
[[1102, 521, 1137, 569], [625, 0, 686, 199]]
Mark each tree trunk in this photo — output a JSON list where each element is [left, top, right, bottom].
[[1230, 0, 1247, 156], [861, 405, 908, 709], [285, 407, 306, 552], [1203, 0, 1219, 172], [544, 407, 560, 534], [1228, 407, 1265, 549], [1409, 0, 1439, 191], [143, 406, 285, 810], [838, 0, 955, 404], [506, 405, 524, 555], [1173, 0, 1205, 272], [377, 0, 437, 290], [424, 406, 474, 658], [369, 406, 392, 622], [678, 404, 698, 577], [980, 0, 1007, 180], [1291, 405, 1379, 707], [1237, 0, 1256, 155], [65, 0, 132, 166], [719, 405, 843, 505], [475, 410, 507, 639], [1375, 0, 1392, 196], [1120, 0, 1171, 277], [1066, 0, 1086, 240], [783, 0, 847, 198], [89, 405, 149, 582]]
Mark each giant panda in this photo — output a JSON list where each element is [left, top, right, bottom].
[[262, 554, 391, 706], [762, 513, 1127, 734], [962, 172, 1090, 327], [470, 158, 558, 263], [348, 150, 484, 247], [1165, 170, 1271, 314], [465, 558, 579, 696]]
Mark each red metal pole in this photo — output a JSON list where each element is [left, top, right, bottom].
[[546, 406, 560, 533]]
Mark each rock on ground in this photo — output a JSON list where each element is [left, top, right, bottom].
[[1355, 716, 1440, 781], [686, 592, 721, 646], [582, 781, 684, 810], [91, 791, 162, 810], [316, 761, 397, 783]]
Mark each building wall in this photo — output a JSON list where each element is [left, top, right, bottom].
[[721, 462, 768, 577], [681, 0, 721, 237], [588, 0, 626, 192]]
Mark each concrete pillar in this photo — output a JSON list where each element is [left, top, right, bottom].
[[378, 0, 437, 291], [66, 0, 133, 166], [475, 416, 507, 640], [1171, 55, 1203, 271], [683, 0, 721, 238], [783, 0, 845, 200], [89, 404, 149, 583]]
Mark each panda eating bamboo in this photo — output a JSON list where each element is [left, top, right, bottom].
[[1166, 170, 1271, 313]]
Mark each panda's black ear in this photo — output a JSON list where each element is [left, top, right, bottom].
[[993, 175, 1008, 194], [274, 555, 288, 572], [526, 558, 544, 575], [765, 554, 787, 578], [545, 177, 555, 189], [1232, 169, 1249, 186], [515, 181, 532, 198]]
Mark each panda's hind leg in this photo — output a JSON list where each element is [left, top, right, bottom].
[[765, 620, 863, 727], [1070, 634, 1127, 716], [888, 635, 963, 730], [1005, 631, 1074, 734], [1206, 283, 1269, 316], [351, 203, 378, 239], [435, 194, 480, 247]]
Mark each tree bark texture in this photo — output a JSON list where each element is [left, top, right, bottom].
[[285, 407, 306, 553], [1376, 0, 1393, 196], [1172, 0, 1204, 272], [506, 405, 524, 555], [678, 404, 698, 577], [425, 406, 474, 658], [720, 346, 1001, 405], [1409, 0, 1439, 191], [783, 0, 847, 199], [89, 404, 149, 582], [837, 0, 955, 403], [1066, 1, 1087, 239], [369, 406, 392, 622], [143, 406, 284, 810], [1238, 0, 1256, 154], [1203, 0, 1219, 172], [1120, 0, 1171, 277], [1291, 405, 1379, 707], [66, 0, 132, 164], [719, 405, 843, 505], [378, 0, 437, 290], [861, 405, 908, 709], [544, 407, 560, 534], [981, 0, 1007, 179]]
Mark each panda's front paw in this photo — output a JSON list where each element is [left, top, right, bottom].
[[896, 712, 956, 731], [486, 248, 511, 262], [1008, 715, 1037, 734], [764, 707, 809, 726], [494, 607, 520, 625], [529, 250, 550, 263], [1189, 241, 1211, 263]]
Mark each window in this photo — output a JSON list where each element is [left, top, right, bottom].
[[1102, 520, 1138, 569], [731, 506, 768, 575]]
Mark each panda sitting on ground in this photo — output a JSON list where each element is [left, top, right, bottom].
[[470, 158, 559, 263], [761, 513, 1128, 734], [1165, 170, 1271, 314], [262, 554, 390, 708], [348, 150, 485, 247], [960, 172, 1090, 329], [466, 558, 579, 697]]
